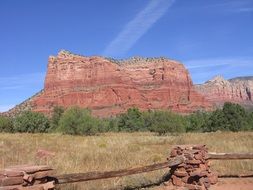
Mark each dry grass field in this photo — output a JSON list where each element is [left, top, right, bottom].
[[1, 132, 253, 189]]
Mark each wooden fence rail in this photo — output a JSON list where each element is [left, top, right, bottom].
[[208, 152, 253, 160], [1, 151, 253, 189], [53, 153, 253, 184]]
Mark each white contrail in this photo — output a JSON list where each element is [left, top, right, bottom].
[[184, 58, 253, 69], [103, 0, 175, 57]]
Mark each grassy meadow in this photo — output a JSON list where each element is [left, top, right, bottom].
[[1, 132, 253, 189]]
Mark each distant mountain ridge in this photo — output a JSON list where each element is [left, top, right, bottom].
[[228, 76, 253, 82], [195, 75, 253, 108]]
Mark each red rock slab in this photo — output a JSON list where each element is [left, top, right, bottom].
[[182, 176, 189, 183], [185, 159, 202, 165], [199, 164, 208, 171], [0, 176, 24, 186], [172, 175, 184, 186], [174, 170, 188, 177], [190, 170, 208, 177], [194, 153, 204, 160], [4, 165, 52, 174], [170, 149, 178, 157], [0, 170, 23, 177]]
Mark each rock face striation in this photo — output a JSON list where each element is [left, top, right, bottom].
[[19, 50, 211, 117], [195, 76, 253, 108]]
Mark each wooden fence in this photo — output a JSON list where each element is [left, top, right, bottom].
[[1, 145, 253, 190]]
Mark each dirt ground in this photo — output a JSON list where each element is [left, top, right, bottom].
[[210, 178, 253, 190], [157, 178, 253, 190]]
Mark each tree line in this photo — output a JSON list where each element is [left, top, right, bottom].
[[0, 102, 252, 135]]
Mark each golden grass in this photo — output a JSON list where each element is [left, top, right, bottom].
[[0, 132, 253, 189]]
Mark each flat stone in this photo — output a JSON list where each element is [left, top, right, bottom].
[[182, 176, 189, 183], [172, 175, 184, 186], [190, 170, 208, 177], [194, 153, 203, 160], [186, 159, 202, 165], [170, 149, 178, 157], [199, 164, 208, 171], [174, 170, 188, 177]]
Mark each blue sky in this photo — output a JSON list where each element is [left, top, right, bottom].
[[0, 0, 253, 112]]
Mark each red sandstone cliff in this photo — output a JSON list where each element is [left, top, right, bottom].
[[195, 76, 253, 108], [25, 50, 211, 117]]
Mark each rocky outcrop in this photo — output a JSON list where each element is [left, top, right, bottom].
[[195, 75, 253, 108], [24, 50, 211, 117]]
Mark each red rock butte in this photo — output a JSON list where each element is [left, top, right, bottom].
[[26, 50, 211, 117]]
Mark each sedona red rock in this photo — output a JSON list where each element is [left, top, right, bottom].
[[30, 50, 211, 116]]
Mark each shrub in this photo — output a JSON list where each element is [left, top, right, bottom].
[[49, 106, 65, 132], [118, 108, 145, 132], [186, 112, 210, 132], [147, 110, 186, 135], [14, 111, 50, 133], [203, 109, 226, 132], [58, 107, 98, 135], [0, 115, 14, 133], [248, 112, 253, 130], [105, 117, 120, 132]]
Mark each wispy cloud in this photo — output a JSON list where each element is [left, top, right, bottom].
[[0, 72, 45, 111], [186, 61, 230, 69], [0, 72, 45, 91], [206, 0, 253, 13], [103, 0, 175, 57], [236, 7, 253, 13], [184, 57, 253, 84], [185, 58, 252, 69]]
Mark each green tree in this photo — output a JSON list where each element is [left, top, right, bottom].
[[58, 107, 98, 135], [0, 115, 14, 133], [222, 102, 249, 131], [118, 108, 145, 132], [14, 111, 50, 133], [204, 102, 250, 132]]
